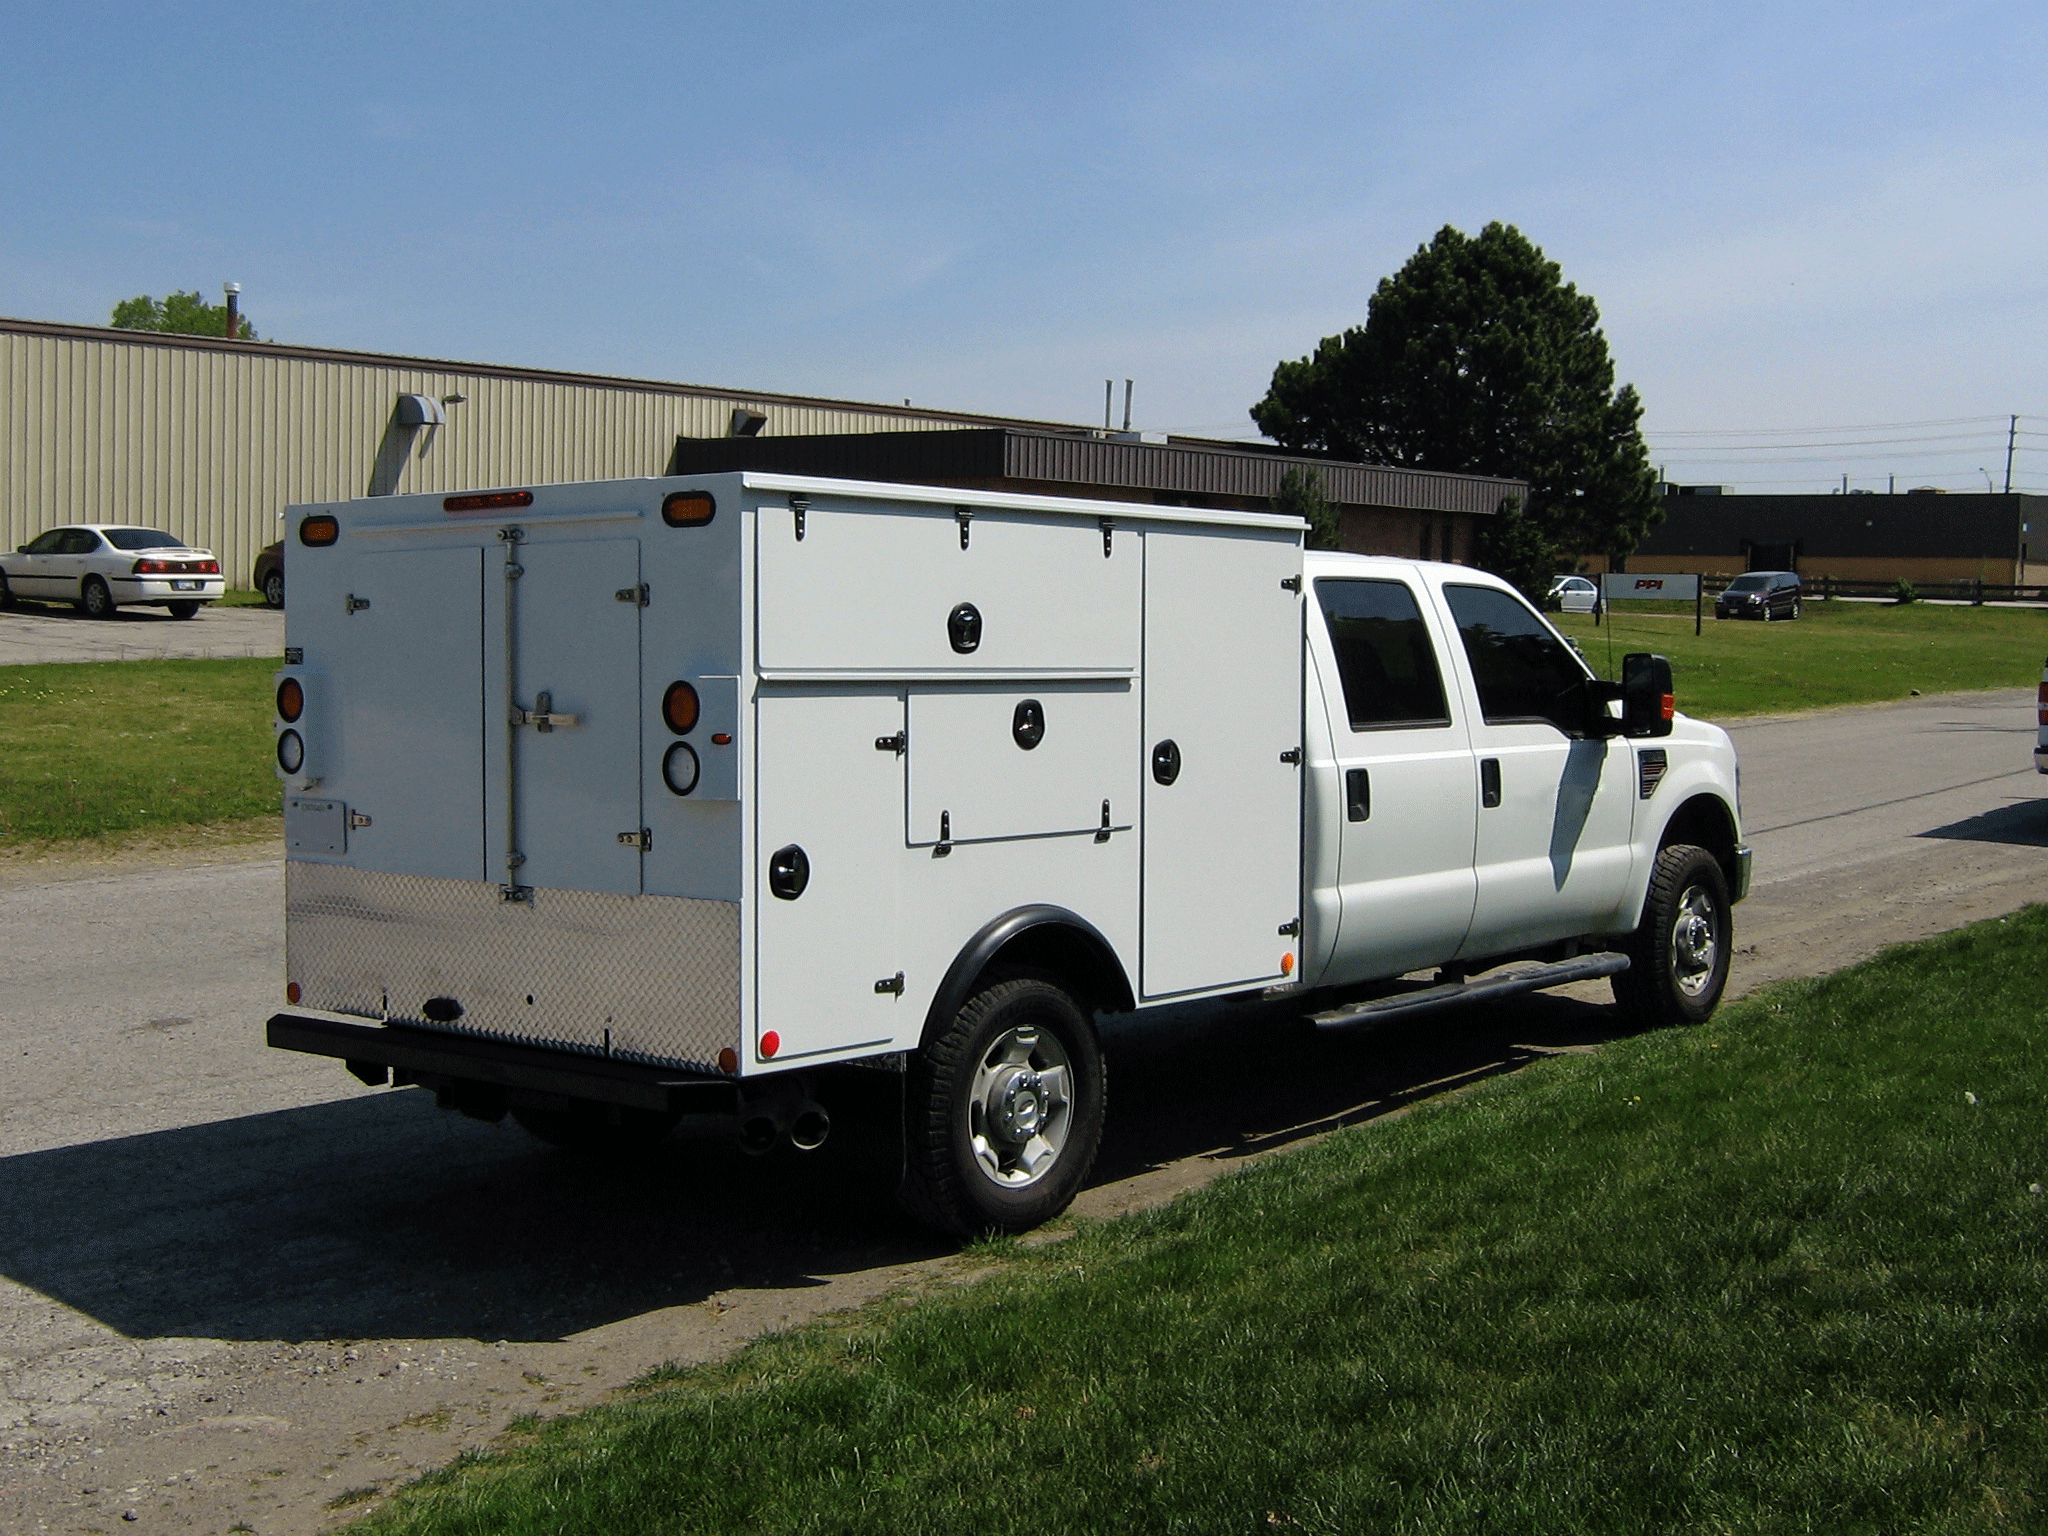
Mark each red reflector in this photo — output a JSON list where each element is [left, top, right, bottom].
[[1660, 693, 1675, 721], [711, 732, 732, 746], [661, 490, 716, 528], [299, 514, 340, 547], [286, 981, 302, 1004], [717, 1047, 739, 1075], [444, 490, 534, 513], [276, 677, 305, 723], [760, 1031, 781, 1059], [662, 680, 700, 735]]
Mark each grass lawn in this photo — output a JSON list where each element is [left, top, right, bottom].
[[1556, 598, 2048, 720], [353, 910, 2048, 1536], [0, 657, 280, 844]]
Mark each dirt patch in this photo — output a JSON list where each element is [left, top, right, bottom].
[[0, 818, 280, 888]]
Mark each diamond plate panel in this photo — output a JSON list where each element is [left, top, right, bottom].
[[286, 862, 739, 1071]]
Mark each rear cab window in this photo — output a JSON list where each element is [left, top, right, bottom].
[[1314, 577, 1452, 732], [1441, 582, 1592, 735]]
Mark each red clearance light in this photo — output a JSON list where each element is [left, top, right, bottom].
[[299, 514, 340, 547], [444, 490, 534, 513], [276, 677, 305, 723], [662, 680, 700, 735], [661, 490, 715, 527], [711, 732, 733, 746], [760, 1031, 781, 1059], [286, 981, 302, 1004]]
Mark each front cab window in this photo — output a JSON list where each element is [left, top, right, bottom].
[[1443, 582, 1592, 734]]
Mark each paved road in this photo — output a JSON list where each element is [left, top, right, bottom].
[[0, 601, 283, 666], [2, 688, 2044, 1533]]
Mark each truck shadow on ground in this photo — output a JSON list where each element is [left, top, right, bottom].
[[0, 991, 1637, 1349], [1917, 795, 2048, 847]]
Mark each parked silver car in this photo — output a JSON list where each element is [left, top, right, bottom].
[[0, 525, 225, 618]]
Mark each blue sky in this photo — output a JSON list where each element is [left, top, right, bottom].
[[4, 1, 2046, 490]]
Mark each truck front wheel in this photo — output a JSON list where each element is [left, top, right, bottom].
[[1613, 843, 1731, 1027], [900, 971, 1106, 1235]]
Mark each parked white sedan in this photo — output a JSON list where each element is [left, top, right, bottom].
[[1547, 574, 1600, 613], [0, 525, 225, 618]]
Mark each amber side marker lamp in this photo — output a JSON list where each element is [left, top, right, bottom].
[[298, 514, 340, 547], [662, 490, 715, 527], [662, 680, 700, 735], [276, 677, 305, 722]]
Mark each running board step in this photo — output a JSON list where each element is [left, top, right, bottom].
[[1309, 952, 1630, 1031]]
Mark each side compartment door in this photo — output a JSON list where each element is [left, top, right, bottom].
[[751, 689, 904, 1064], [338, 546, 488, 880], [510, 537, 645, 896], [1140, 525, 1303, 999], [1310, 574, 1478, 982]]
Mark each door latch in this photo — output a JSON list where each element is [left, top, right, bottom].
[[875, 731, 907, 753], [344, 594, 370, 614], [348, 810, 373, 830], [1279, 748, 1302, 765], [614, 583, 650, 606], [1277, 918, 1302, 937], [513, 689, 580, 732], [874, 972, 905, 996], [616, 828, 652, 851]]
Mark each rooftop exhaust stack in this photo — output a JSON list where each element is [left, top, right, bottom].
[[223, 282, 240, 340]]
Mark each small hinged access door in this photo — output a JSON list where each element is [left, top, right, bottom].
[[1140, 525, 1304, 998], [501, 536, 645, 896]]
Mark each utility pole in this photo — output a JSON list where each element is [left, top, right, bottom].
[[2006, 414, 2018, 494]]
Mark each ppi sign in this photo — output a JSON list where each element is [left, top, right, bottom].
[[1602, 573, 1702, 601]]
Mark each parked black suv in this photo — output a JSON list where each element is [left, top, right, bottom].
[[1715, 570, 1801, 621]]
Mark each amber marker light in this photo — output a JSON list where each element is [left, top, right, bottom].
[[444, 490, 533, 513], [298, 514, 340, 547], [286, 982, 302, 1004], [717, 1047, 739, 1075], [661, 490, 715, 527], [1281, 953, 1295, 975], [760, 1031, 781, 1059], [711, 732, 733, 746], [276, 677, 305, 722], [662, 680, 700, 735]]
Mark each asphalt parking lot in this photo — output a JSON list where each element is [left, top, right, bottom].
[[0, 598, 283, 665]]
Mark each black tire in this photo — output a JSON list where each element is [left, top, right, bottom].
[[263, 571, 284, 608], [0, 569, 11, 609], [1613, 843, 1732, 1027], [80, 576, 115, 619], [1791, 598, 1802, 620], [511, 1104, 679, 1157], [900, 970, 1106, 1235], [167, 600, 200, 619]]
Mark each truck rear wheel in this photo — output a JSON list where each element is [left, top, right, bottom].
[[900, 971, 1105, 1236], [511, 1104, 679, 1157], [1613, 843, 1731, 1027]]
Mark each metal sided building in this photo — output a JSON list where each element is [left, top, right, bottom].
[[3, 315, 1521, 592]]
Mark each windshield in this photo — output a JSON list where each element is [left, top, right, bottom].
[[1726, 575, 1768, 591], [100, 528, 186, 551]]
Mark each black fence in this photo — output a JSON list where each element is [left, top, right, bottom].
[[1749, 576, 2048, 605]]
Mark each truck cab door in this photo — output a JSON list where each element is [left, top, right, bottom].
[[1436, 580, 1636, 956], [1309, 574, 1478, 982]]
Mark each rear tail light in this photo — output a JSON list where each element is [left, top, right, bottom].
[[133, 558, 176, 574], [299, 514, 340, 547], [276, 677, 305, 722], [276, 730, 305, 774], [2038, 678, 2047, 727], [661, 680, 700, 735], [194, 558, 220, 574]]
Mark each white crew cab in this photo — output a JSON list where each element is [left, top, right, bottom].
[[266, 473, 1749, 1233]]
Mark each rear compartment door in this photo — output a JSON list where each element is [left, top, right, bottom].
[[508, 537, 645, 896]]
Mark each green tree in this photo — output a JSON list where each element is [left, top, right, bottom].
[[110, 290, 255, 339], [1250, 222, 1657, 595], [1274, 465, 1341, 550]]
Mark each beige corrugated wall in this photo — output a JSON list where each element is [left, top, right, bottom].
[[2, 324, 984, 589]]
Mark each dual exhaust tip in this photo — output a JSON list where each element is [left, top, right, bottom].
[[738, 1094, 830, 1156]]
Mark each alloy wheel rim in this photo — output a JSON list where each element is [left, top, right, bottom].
[[967, 1023, 1073, 1189], [1670, 885, 1721, 997]]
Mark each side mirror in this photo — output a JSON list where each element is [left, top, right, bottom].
[[1622, 652, 1674, 738], [15, 546, 26, 554]]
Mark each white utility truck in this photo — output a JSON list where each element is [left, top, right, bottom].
[[266, 473, 1749, 1233]]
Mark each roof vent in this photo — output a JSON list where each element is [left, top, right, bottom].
[[730, 406, 768, 437]]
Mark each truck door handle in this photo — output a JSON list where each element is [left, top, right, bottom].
[[1151, 739, 1181, 786], [512, 688, 580, 733], [1480, 757, 1501, 808], [1345, 768, 1370, 821]]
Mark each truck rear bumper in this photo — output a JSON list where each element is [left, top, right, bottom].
[[267, 1009, 739, 1115]]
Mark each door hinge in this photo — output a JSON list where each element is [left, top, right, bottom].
[[955, 505, 972, 549], [616, 827, 652, 851], [1095, 799, 1112, 843], [875, 731, 907, 753], [1280, 575, 1301, 592], [348, 810, 373, 830], [1278, 918, 1302, 937], [344, 593, 370, 614], [1279, 747, 1302, 765], [614, 583, 650, 606], [1099, 516, 1115, 557], [790, 494, 809, 542], [934, 809, 952, 856], [874, 971, 905, 996]]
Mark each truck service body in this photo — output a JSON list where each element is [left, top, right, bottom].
[[268, 472, 1748, 1232]]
